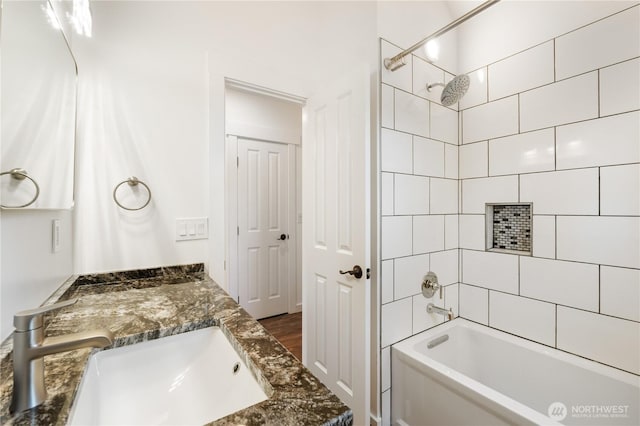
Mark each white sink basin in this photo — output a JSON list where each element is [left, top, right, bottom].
[[68, 326, 268, 425]]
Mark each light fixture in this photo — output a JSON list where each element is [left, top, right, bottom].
[[67, 0, 92, 37], [42, 2, 62, 30], [424, 39, 440, 61]]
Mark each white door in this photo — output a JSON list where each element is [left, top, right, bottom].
[[238, 138, 290, 319], [302, 67, 371, 425]]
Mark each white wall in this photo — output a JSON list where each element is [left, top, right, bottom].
[[458, 4, 640, 375], [225, 87, 302, 145], [0, 210, 73, 341], [0, 1, 75, 342], [73, 1, 378, 283]]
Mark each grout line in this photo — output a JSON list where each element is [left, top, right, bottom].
[[555, 305, 558, 348], [517, 93, 521, 134], [597, 69, 601, 118], [598, 264, 602, 314], [598, 167, 601, 216], [457, 281, 640, 325], [553, 38, 557, 82], [554, 127, 557, 171], [518, 256, 521, 295], [554, 215, 557, 259], [487, 290, 491, 326], [485, 66, 490, 103]]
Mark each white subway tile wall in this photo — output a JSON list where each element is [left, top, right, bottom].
[[395, 89, 430, 137], [455, 5, 640, 376], [444, 144, 458, 179], [520, 168, 599, 215], [462, 175, 519, 214], [600, 164, 640, 216], [462, 250, 519, 294], [459, 284, 489, 325], [412, 294, 445, 334], [381, 128, 412, 173], [430, 249, 459, 286], [519, 71, 599, 132], [430, 178, 458, 214], [380, 7, 639, 418], [412, 56, 445, 104], [488, 128, 555, 176], [600, 266, 640, 322], [394, 174, 429, 215], [488, 291, 556, 346], [459, 214, 485, 250], [554, 6, 640, 80], [460, 141, 488, 179], [394, 254, 430, 300], [557, 306, 640, 375], [430, 102, 459, 144], [444, 214, 458, 250], [488, 40, 555, 101], [378, 41, 460, 424], [531, 215, 555, 259], [381, 297, 413, 348], [381, 260, 394, 305], [458, 68, 487, 110], [555, 111, 640, 169], [462, 95, 519, 143], [379, 40, 459, 363], [520, 257, 599, 311], [413, 136, 444, 177], [599, 58, 640, 116], [413, 215, 445, 254]]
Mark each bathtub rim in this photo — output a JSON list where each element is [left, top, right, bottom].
[[391, 318, 639, 425]]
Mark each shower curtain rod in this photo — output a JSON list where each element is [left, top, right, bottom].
[[384, 0, 501, 71]]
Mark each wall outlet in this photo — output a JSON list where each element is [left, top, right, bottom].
[[52, 219, 61, 253], [176, 217, 208, 241]]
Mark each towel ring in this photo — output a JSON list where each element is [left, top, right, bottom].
[[113, 176, 151, 211], [0, 168, 40, 208]]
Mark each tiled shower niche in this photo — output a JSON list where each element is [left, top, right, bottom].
[[486, 203, 532, 255]]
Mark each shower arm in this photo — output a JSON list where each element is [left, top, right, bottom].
[[426, 82, 445, 92], [384, 0, 501, 71]]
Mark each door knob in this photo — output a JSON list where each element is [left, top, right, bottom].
[[277, 234, 288, 241], [339, 265, 363, 279]]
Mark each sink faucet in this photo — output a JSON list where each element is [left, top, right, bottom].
[[427, 303, 454, 321], [10, 298, 114, 413]]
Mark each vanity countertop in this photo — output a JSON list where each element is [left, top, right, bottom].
[[0, 265, 352, 426]]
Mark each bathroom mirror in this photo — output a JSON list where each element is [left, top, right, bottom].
[[1, 0, 77, 209]]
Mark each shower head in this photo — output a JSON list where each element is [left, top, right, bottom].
[[427, 74, 470, 107]]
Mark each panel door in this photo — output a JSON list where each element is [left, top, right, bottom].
[[302, 67, 371, 425], [238, 138, 290, 319]]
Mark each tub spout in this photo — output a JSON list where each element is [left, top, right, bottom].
[[427, 303, 454, 321], [10, 298, 114, 413]]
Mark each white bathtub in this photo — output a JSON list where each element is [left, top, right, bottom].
[[392, 318, 639, 426]]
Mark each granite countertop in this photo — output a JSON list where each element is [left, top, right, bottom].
[[0, 264, 352, 425]]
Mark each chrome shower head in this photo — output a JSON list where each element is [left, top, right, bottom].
[[427, 74, 470, 107]]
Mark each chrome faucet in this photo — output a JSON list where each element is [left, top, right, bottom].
[[427, 303, 454, 321], [10, 298, 114, 413]]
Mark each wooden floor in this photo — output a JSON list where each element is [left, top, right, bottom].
[[258, 312, 302, 361]]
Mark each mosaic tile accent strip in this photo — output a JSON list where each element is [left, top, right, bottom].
[[492, 204, 531, 252]]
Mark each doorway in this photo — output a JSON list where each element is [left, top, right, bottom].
[[237, 137, 292, 319], [225, 81, 303, 320]]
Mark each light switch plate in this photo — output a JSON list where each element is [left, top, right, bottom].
[[52, 219, 61, 253], [176, 218, 208, 241]]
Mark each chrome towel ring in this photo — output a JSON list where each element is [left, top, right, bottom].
[[0, 168, 40, 208], [113, 176, 151, 211]]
